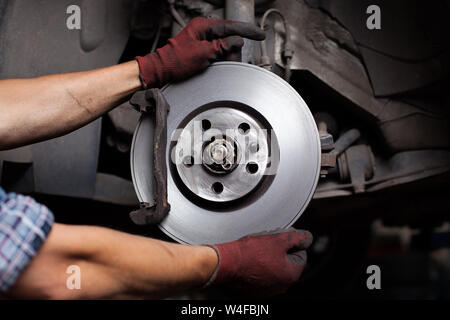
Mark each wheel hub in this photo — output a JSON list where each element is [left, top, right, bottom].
[[173, 107, 272, 203]]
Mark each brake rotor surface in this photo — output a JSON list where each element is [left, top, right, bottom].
[[131, 62, 320, 244]]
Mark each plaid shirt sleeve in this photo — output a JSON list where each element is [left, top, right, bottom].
[[0, 187, 54, 293]]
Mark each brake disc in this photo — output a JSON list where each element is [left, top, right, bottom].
[[131, 62, 320, 244]]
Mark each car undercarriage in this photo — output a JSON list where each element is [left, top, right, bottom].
[[0, 0, 449, 299]]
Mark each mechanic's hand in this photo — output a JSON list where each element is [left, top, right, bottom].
[[205, 228, 313, 297], [136, 17, 265, 88]]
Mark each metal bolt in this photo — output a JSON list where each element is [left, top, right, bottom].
[[249, 142, 259, 153], [211, 144, 228, 163]]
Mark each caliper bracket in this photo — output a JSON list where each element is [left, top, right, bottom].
[[129, 88, 171, 225]]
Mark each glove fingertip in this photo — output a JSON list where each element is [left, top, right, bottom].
[[222, 36, 244, 51], [253, 29, 266, 41], [303, 230, 313, 242], [292, 230, 313, 249], [287, 250, 307, 267], [303, 233, 314, 249], [203, 245, 221, 288]]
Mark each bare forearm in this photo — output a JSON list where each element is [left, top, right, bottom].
[[8, 224, 218, 299], [0, 61, 141, 150]]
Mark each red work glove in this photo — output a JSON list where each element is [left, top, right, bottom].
[[136, 17, 265, 88], [205, 228, 313, 297]]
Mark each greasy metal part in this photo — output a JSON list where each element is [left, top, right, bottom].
[[271, 0, 450, 152], [315, 150, 450, 199], [203, 138, 237, 174], [331, 129, 361, 157], [318, 122, 334, 151], [318, 127, 361, 187], [225, 0, 256, 64], [174, 107, 271, 202], [318, 121, 335, 178], [259, 8, 293, 81], [321, 153, 336, 169], [337, 145, 376, 192], [337, 152, 349, 182], [308, 0, 450, 96], [313, 112, 339, 137], [168, 0, 186, 27], [344, 145, 375, 193], [131, 62, 321, 244], [129, 89, 171, 225]]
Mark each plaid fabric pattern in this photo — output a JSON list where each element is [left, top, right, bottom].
[[0, 187, 54, 293]]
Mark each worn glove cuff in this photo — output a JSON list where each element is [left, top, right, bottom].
[[203, 242, 242, 287], [203, 245, 221, 288]]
